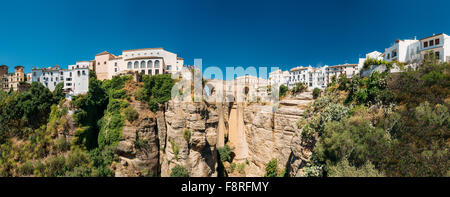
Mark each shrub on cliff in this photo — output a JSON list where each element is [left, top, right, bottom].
[[292, 83, 307, 94], [218, 144, 232, 162], [170, 165, 189, 177], [279, 85, 288, 98], [313, 88, 321, 99], [264, 158, 279, 177], [124, 106, 139, 123]]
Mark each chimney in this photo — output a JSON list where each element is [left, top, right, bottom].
[[414, 36, 417, 40]]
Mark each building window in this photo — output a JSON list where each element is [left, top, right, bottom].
[[134, 61, 139, 69], [387, 53, 390, 59], [435, 51, 440, 59], [167, 65, 172, 71], [127, 62, 132, 69], [430, 40, 434, 46], [424, 41, 428, 48], [104, 61, 107, 64], [141, 70, 145, 75], [82, 70, 86, 75], [435, 39, 440, 45], [148, 69, 152, 75], [154, 60, 160, 68], [115, 68, 117, 72], [155, 69, 159, 75], [141, 61, 146, 68], [115, 62, 118, 67], [147, 60, 153, 68]]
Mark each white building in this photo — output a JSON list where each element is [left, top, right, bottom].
[[268, 69, 290, 87], [287, 66, 329, 90], [31, 61, 89, 95], [384, 39, 421, 63], [93, 48, 184, 81], [419, 33, 450, 62], [357, 51, 384, 71], [325, 64, 358, 84], [288, 66, 309, 88]]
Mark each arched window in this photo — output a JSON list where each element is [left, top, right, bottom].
[[127, 62, 132, 69], [134, 61, 139, 69], [154, 60, 160, 68], [141, 61, 146, 68], [147, 60, 153, 68]]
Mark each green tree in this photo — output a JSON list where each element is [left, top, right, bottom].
[[53, 82, 65, 102], [312, 88, 321, 99], [279, 85, 288, 98]]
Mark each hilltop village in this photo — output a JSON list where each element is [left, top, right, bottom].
[[0, 33, 448, 178], [1, 33, 449, 97]]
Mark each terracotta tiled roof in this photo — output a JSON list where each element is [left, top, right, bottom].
[[290, 67, 308, 72], [177, 57, 184, 60], [95, 51, 112, 56], [327, 64, 357, 69]]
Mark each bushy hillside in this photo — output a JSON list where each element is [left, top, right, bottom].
[[0, 72, 174, 177], [298, 58, 449, 177]]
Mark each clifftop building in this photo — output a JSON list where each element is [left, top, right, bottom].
[[92, 48, 184, 80], [31, 62, 89, 96], [1, 65, 26, 92]]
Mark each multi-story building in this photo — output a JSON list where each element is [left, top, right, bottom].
[[419, 33, 450, 62], [268, 69, 290, 87], [288, 66, 309, 88], [309, 67, 327, 89], [325, 64, 358, 84], [92, 48, 184, 81], [1, 65, 26, 91], [31, 62, 89, 95], [384, 38, 421, 63]]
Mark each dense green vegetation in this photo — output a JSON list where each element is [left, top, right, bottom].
[[0, 72, 136, 177], [170, 165, 189, 177], [136, 74, 175, 112], [264, 159, 279, 177], [218, 144, 232, 162], [299, 57, 449, 177], [279, 85, 288, 98]]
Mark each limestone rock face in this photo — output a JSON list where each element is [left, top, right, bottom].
[[160, 100, 220, 177], [111, 90, 314, 177], [115, 100, 160, 177], [241, 91, 314, 177]]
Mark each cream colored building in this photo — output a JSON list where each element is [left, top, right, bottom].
[[1, 65, 26, 91], [92, 48, 184, 80], [325, 64, 358, 84]]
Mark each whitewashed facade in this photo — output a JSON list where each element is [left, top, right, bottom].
[[31, 61, 89, 95], [384, 39, 421, 63], [419, 33, 450, 62]]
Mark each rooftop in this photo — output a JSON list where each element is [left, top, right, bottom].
[[122, 48, 164, 52], [419, 33, 447, 41]]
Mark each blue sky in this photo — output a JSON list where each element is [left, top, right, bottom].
[[1, 0, 450, 75]]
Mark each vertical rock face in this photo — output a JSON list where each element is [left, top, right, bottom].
[[115, 100, 160, 177], [160, 100, 219, 177], [242, 92, 314, 177]]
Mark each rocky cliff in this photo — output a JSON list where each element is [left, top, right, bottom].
[[113, 89, 314, 177]]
